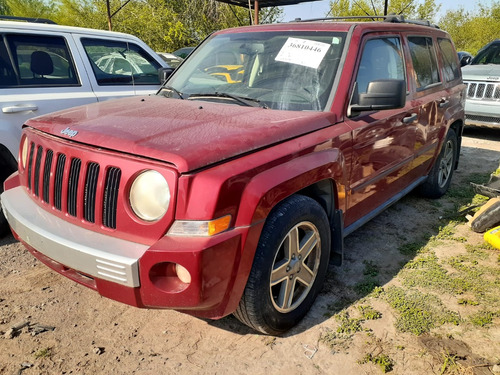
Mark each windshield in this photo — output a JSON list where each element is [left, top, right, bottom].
[[471, 42, 500, 65], [159, 31, 346, 111]]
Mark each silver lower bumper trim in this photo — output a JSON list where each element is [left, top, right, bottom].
[[1, 187, 147, 287]]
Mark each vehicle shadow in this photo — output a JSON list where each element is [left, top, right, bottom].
[[206, 130, 500, 336]]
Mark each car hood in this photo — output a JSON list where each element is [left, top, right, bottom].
[[462, 64, 500, 81], [26, 96, 337, 173]]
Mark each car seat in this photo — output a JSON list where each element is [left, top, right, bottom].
[[30, 50, 54, 77]]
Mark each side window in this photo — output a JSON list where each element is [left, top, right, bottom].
[[82, 38, 161, 85], [408, 36, 440, 89], [355, 37, 405, 95], [5, 34, 78, 87], [0, 38, 16, 87], [438, 38, 460, 82]]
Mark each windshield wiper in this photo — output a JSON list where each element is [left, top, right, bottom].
[[188, 92, 267, 108], [160, 85, 184, 99]]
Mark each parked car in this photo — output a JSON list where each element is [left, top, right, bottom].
[[0, 18, 169, 235], [156, 52, 183, 68], [1, 16, 465, 334], [462, 39, 500, 127], [458, 51, 473, 66]]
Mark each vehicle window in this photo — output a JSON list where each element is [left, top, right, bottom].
[[438, 38, 460, 82], [5, 34, 78, 87], [408, 36, 440, 89], [354, 37, 405, 95], [0, 38, 16, 87], [471, 42, 500, 65], [163, 31, 347, 111], [82, 38, 161, 85]]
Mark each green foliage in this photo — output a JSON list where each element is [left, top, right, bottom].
[[439, 2, 500, 54], [383, 286, 460, 335], [336, 311, 364, 335], [358, 305, 382, 320], [468, 310, 498, 327], [34, 347, 52, 359], [329, 0, 440, 21], [4, 0, 283, 52], [359, 353, 394, 373]]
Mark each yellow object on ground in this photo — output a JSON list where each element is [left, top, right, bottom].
[[484, 226, 500, 250]]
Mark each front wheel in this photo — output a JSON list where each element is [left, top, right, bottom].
[[418, 128, 458, 199], [234, 195, 330, 335]]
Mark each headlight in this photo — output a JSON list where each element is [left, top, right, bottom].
[[20, 136, 29, 170], [129, 170, 170, 221]]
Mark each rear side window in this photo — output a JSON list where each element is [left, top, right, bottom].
[[408, 36, 440, 90], [438, 38, 460, 82], [82, 38, 161, 86], [3, 34, 78, 87], [354, 37, 405, 95]]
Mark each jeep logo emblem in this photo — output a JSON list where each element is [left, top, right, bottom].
[[61, 127, 78, 138], [487, 76, 500, 81]]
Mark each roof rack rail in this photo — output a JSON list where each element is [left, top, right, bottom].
[[0, 15, 56, 24], [293, 14, 439, 29]]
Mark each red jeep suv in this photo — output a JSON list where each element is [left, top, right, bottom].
[[1, 16, 465, 334]]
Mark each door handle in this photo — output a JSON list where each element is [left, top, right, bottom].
[[403, 113, 418, 123], [2, 105, 38, 113]]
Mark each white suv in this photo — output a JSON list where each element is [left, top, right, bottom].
[[0, 18, 168, 235]]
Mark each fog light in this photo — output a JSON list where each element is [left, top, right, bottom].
[[175, 264, 191, 284]]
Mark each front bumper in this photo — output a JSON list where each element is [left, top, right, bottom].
[[1, 186, 252, 318]]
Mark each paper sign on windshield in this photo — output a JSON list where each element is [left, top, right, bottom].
[[275, 37, 330, 69]]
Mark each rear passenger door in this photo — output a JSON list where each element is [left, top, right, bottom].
[[0, 32, 98, 160], [405, 35, 454, 177], [345, 34, 417, 226]]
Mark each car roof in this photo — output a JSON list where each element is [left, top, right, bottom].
[[0, 20, 142, 41], [214, 19, 448, 36]]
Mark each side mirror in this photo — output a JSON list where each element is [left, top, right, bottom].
[[158, 67, 174, 83], [349, 79, 406, 115], [460, 55, 471, 67]]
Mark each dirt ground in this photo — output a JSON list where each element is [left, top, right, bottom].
[[1, 127, 500, 375]]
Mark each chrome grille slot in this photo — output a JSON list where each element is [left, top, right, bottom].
[[42, 150, 53, 203], [103, 167, 121, 229], [27, 142, 35, 191], [34, 145, 43, 197], [67, 158, 81, 217], [54, 154, 66, 211], [84, 162, 100, 223]]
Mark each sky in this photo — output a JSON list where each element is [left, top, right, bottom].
[[281, 0, 495, 22]]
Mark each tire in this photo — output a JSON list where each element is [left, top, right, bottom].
[[419, 128, 458, 199], [0, 186, 10, 238], [234, 195, 330, 335]]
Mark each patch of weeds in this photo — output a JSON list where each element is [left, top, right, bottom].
[[465, 244, 490, 260], [432, 222, 464, 241], [354, 280, 379, 295], [336, 311, 364, 335], [34, 347, 52, 359], [439, 351, 463, 375], [468, 310, 497, 327], [370, 286, 384, 298], [358, 305, 382, 320], [363, 260, 379, 277], [383, 286, 460, 335], [399, 241, 425, 256], [404, 253, 439, 270], [359, 353, 394, 373], [457, 298, 479, 306]]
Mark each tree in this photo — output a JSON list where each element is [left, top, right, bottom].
[[329, 0, 440, 21], [439, 2, 500, 54], [5, 0, 55, 19]]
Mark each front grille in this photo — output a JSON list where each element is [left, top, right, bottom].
[[26, 142, 121, 229], [465, 81, 500, 100]]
